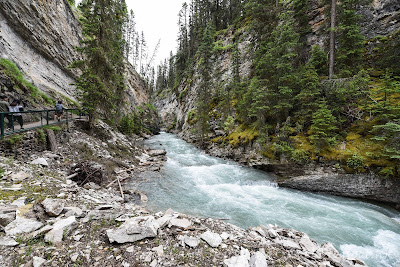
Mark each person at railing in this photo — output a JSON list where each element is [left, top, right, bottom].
[[0, 95, 13, 130], [54, 100, 64, 122], [9, 100, 24, 129]]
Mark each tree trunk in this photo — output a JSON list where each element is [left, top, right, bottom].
[[46, 129, 57, 153], [329, 0, 337, 79]]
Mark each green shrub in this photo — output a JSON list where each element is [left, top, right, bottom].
[[346, 154, 365, 172], [290, 149, 310, 164], [118, 115, 136, 135]]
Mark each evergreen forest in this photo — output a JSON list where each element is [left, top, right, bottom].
[[153, 0, 400, 177], [67, 0, 399, 178]]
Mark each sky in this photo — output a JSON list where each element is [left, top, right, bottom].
[[126, 0, 187, 66]]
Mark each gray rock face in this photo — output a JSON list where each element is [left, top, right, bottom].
[[0, 0, 81, 98], [0, 0, 149, 111], [278, 174, 400, 205], [5, 217, 43, 236], [107, 216, 159, 244], [45, 216, 77, 244], [42, 198, 64, 217], [200, 231, 222, 248]]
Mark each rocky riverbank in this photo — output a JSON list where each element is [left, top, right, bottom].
[[0, 123, 365, 266]]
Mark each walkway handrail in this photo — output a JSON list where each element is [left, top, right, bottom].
[[0, 108, 86, 138]]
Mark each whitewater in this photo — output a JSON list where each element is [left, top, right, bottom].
[[138, 132, 400, 267]]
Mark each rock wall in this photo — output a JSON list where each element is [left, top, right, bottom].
[[0, 0, 149, 107], [278, 174, 400, 205], [0, 0, 81, 99]]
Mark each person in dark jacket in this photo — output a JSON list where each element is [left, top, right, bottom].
[[0, 95, 12, 130], [54, 100, 64, 122], [9, 100, 24, 129]]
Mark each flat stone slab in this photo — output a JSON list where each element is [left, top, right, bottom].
[[10, 171, 30, 182], [300, 235, 319, 253], [5, 217, 43, 236], [30, 158, 49, 166], [168, 218, 191, 229], [200, 230, 222, 248], [45, 216, 77, 244], [0, 236, 19, 247], [107, 216, 159, 244]]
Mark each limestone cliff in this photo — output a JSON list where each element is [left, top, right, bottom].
[[0, 0, 148, 108]]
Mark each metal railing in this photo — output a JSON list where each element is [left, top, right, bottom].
[[0, 109, 86, 138]]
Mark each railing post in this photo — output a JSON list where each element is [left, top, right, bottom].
[[66, 109, 69, 128], [46, 111, 49, 125], [0, 113, 4, 138], [10, 114, 14, 132]]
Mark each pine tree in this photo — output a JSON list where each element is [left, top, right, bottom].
[[336, 0, 365, 77], [72, 0, 127, 127], [253, 9, 300, 123], [294, 63, 321, 127], [197, 23, 214, 146], [310, 99, 338, 150]]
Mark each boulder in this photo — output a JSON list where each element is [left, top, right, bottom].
[[224, 248, 251, 267], [299, 235, 319, 253], [183, 236, 200, 248], [64, 207, 83, 217], [249, 251, 268, 267], [5, 217, 43, 236], [200, 231, 222, 248], [267, 229, 278, 238], [45, 216, 77, 244], [276, 239, 301, 250], [30, 158, 49, 166], [156, 214, 175, 228], [42, 198, 64, 217], [107, 216, 159, 244], [148, 150, 167, 157]]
